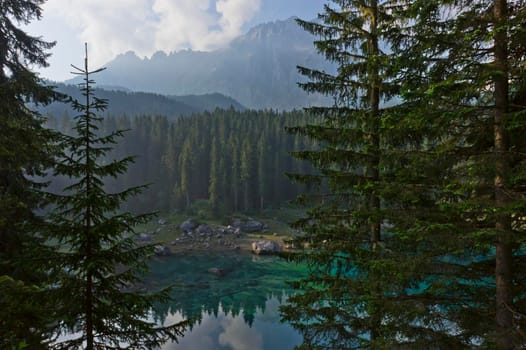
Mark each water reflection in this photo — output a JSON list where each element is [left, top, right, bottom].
[[146, 252, 305, 350], [160, 297, 302, 350]]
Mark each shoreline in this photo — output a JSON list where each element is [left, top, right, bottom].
[[144, 221, 292, 256]]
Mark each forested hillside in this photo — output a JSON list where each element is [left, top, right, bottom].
[[37, 83, 245, 119], [46, 109, 316, 214]]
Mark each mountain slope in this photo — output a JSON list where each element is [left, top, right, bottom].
[[66, 18, 334, 110], [38, 83, 245, 119]]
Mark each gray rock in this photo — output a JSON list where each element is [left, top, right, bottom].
[[196, 224, 213, 236], [158, 218, 167, 225], [242, 219, 264, 233], [251, 240, 282, 255], [154, 245, 171, 256], [231, 218, 264, 233], [231, 219, 242, 229], [138, 233, 152, 241], [180, 219, 198, 233]]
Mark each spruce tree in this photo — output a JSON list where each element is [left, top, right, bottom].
[[48, 45, 187, 350], [281, 1, 433, 348], [209, 135, 222, 214], [394, 0, 526, 347], [0, 0, 60, 347], [285, 0, 526, 348], [179, 139, 194, 211]]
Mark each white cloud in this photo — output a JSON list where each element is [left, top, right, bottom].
[[215, 0, 262, 41], [40, 0, 261, 68], [218, 315, 263, 350]]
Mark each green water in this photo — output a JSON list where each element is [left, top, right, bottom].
[[147, 251, 306, 350]]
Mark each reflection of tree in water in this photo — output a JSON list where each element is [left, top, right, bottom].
[[145, 252, 305, 327]]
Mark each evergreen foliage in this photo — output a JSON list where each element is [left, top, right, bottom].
[[0, 0, 59, 347], [46, 109, 317, 214], [281, 1, 427, 347], [47, 45, 187, 350], [394, 0, 526, 347], [284, 0, 526, 348]]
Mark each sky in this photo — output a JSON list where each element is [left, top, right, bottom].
[[26, 0, 326, 81]]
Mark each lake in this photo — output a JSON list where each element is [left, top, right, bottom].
[[146, 251, 306, 350]]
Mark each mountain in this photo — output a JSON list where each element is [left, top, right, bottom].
[[38, 83, 245, 119], [65, 17, 334, 110], [169, 93, 245, 112]]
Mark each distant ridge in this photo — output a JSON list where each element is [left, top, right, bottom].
[[97, 85, 131, 92], [37, 83, 245, 119], [65, 17, 334, 110]]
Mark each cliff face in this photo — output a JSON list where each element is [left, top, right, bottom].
[[66, 18, 334, 110]]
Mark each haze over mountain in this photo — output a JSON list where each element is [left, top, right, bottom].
[[38, 83, 245, 119], [65, 18, 334, 110]]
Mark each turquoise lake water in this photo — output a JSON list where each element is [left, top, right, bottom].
[[146, 252, 306, 350]]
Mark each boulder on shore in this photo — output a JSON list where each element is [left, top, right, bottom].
[[180, 219, 198, 233], [196, 224, 213, 236], [154, 245, 171, 256], [232, 218, 264, 233], [251, 240, 282, 255], [242, 219, 264, 232], [138, 233, 152, 242]]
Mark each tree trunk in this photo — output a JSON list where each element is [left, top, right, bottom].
[[244, 182, 249, 212], [185, 190, 190, 210], [86, 269, 94, 350], [368, 2, 382, 347], [84, 47, 95, 350], [493, 0, 513, 348]]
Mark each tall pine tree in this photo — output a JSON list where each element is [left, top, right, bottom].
[[285, 0, 526, 348], [47, 45, 187, 350], [0, 0, 60, 347], [281, 1, 437, 348], [394, 0, 526, 347]]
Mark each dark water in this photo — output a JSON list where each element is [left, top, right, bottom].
[[146, 252, 306, 350]]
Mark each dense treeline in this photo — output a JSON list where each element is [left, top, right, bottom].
[[46, 108, 317, 214]]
